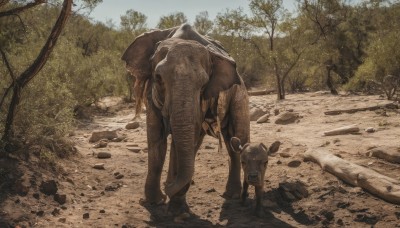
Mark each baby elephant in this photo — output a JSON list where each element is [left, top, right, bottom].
[[230, 137, 281, 217]]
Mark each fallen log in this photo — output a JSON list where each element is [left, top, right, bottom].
[[366, 147, 400, 164], [304, 149, 400, 204], [323, 124, 360, 136], [324, 103, 398, 115], [248, 89, 276, 96]]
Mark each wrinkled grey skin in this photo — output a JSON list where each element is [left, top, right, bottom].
[[121, 24, 250, 216], [230, 137, 281, 217]]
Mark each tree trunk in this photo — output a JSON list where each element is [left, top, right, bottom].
[[326, 65, 338, 95], [1, 0, 73, 142]]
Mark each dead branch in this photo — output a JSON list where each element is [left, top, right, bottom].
[[248, 89, 276, 96], [323, 124, 359, 136], [366, 147, 400, 164], [304, 149, 400, 204], [0, 0, 46, 18], [324, 103, 399, 115]]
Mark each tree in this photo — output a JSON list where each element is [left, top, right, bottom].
[[0, 0, 72, 146], [157, 12, 187, 29], [120, 9, 147, 33], [194, 11, 213, 35]]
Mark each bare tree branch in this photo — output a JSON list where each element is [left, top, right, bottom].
[[0, 0, 46, 18]]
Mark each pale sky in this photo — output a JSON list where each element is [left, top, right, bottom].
[[89, 0, 298, 28]]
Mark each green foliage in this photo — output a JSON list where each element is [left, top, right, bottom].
[[194, 11, 213, 35], [157, 12, 187, 29], [120, 9, 147, 32]]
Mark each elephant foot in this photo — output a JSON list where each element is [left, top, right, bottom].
[[222, 190, 241, 199], [139, 193, 167, 206], [255, 208, 267, 218], [168, 195, 191, 217]]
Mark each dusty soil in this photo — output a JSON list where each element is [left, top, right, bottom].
[[1, 92, 400, 227]]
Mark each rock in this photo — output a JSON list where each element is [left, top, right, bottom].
[[111, 136, 126, 142], [13, 180, 30, 196], [279, 152, 291, 158], [205, 145, 215, 149], [51, 208, 60, 216], [89, 130, 118, 143], [33, 193, 40, 199], [115, 174, 124, 179], [125, 121, 140, 130], [256, 113, 270, 123], [40, 180, 58, 196], [288, 160, 302, 168], [365, 127, 375, 133], [93, 140, 108, 148], [54, 193, 67, 205], [97, 152, 111, 159], [275, 112, 300, 125], [274, 109, 280, 116], [287, 108, 294, 112], [127, 147, 141, 153], [100, 209, 105, 213], [83, 212, 90, 219], [93, 163, 105, 170], [36, 210, 45, 217], [323, 124, 360, 136], [250, 107, 267, 121], [58, 217, 66, 223], [354, 213, 378, 225], [205, 188, 216, 193]]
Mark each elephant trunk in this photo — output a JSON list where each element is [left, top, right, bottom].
[[165, 82, 197, 198]]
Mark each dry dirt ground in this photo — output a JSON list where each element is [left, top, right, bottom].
[[1, 92, 400, 227]]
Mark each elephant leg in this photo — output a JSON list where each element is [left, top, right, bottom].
[[255, 185, 266, 217], [142, 103, 167, 205], [222, 131, 242, 199], [241, 181, 249, 206]]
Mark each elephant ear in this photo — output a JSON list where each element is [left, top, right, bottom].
[[203, 44, 241, 99], [121, 27, 177, 82], [121, 28, 177, 117]]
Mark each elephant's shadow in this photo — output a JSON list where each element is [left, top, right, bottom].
[[219, 187, 314, 227], [141, 202, 216, 227]]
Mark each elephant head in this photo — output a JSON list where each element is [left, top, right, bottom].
[[121, 24, 242, 199]]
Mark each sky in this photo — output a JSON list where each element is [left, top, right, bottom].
[[88, 0, 298, 28]]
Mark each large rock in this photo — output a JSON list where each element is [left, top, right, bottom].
[[125, 121, 140, 130], [89, 130, 118, 143], [275, 112, 300, 125], [250, 107, 267, 121]]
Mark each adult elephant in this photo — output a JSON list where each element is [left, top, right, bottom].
[[121, 24, 250, 215]]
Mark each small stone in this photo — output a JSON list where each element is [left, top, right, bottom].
[[279, 152, 291, 158], [277, 160, 282, 164], [115, 174, 124, 179], [250, 107, 267, 121], [83, 212, 90, 219], [275, 112, 300, 125], [94, 140, 108, 148], [58, 217, 66, 223], [100, 209, 105, 213], [97, 152, 111, 159], [205, 145, 215, 149], [54, 194, 67, 205], [256, 113, 270, 123], [205, 188, 216, 193], [89, 130, 118, 143], [93, 163, 105, 170], [288, 160, 302, 168], [33, 193, 40, 199], [274, 109, 280, 116], [51, 208, 60, 216], [125, 122, 140, 130], [365, 127, 375, 133], [36, 210, 44, 217], [337, 218, 344, 226], [127, 147, 141, 153], [40, 180, 58, 196]]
